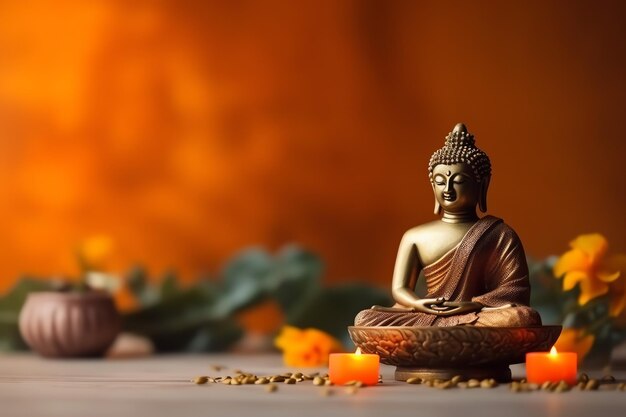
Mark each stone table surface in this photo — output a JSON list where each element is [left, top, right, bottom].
[[1, 353, 625, 417]]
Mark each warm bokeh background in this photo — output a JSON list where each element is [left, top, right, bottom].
[[1, 0, 625, 293]]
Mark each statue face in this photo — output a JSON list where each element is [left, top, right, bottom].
[[431, 163, 480, 212]]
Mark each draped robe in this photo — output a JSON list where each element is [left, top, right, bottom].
[[354, 216, 542, 327]]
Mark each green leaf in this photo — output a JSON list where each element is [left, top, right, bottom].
[[0, 278, 52, 312], [185, 319, 243, 352], [160, 270, 179, 299], [286, 283, 392, 347], [143, 319, 243, 352], [528, 256, 573, 324], [0, 278, 52, 351], [271, 245, 322, 314], [122, 282, 221, 334], [220, 248, 274, 313]]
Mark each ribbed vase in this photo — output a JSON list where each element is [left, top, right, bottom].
[[19, 291, 120, 357]]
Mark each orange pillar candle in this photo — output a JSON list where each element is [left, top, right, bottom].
[[526, 347, 577, 385], [329, 349, 380, 385]]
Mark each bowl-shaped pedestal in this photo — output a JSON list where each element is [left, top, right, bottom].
[[348, 325, 562, 382]]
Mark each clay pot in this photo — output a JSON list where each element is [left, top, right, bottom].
[[19, 291, 120, 358]]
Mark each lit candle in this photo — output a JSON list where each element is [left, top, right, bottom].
[[329, 348, 380, 385], [526, 346, 577, 385]]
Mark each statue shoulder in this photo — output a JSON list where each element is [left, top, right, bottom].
[[490, 219, 525, 247], [400, 221, 441, 244]]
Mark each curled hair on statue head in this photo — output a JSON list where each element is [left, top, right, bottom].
[[428, 123, 491, 184]]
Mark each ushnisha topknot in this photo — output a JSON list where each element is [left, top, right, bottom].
[[428, 123, 491, 182]]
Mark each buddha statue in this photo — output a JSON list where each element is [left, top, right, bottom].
[[355, 123, 541, 327]]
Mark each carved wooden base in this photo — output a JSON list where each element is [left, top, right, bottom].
[[348, 325, 562, 369], [395, 366, 512, 382]]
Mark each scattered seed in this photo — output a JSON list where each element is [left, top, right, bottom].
[[618, 382, 626, 391], [255, 377, 269, 385], [510, 382, 542, 393], [193, 376, 208, 385], [576, 381, 586, 390], [313, 376, 325, 386], [541, 381, 554, 391], [578, 373, 589, 383], [230, 379, 241, 385], [451, 375, 462, 385], [480, 379, 497, 389], [406, 377, 422, 385], [345, 386, 358, 395], [585, 379, 599, 391], [325, 380, 334, 386], [436, 381, 454, 390], [285, 378, 297, 385], [344, 380, 358, 386], [266, 384, 278, 393], [555, 381, 570, 392], [270, 376, 285, 383], [601, 375, 616, 383], [221, 377, 232, 385], [519, 378, 527, 384], [457, 382, 468, 389], [467, 379, 480, 388]]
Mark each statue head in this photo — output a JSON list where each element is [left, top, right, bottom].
[[428, 123, 491, 215]]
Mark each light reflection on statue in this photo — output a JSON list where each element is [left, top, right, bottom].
[[355, 123, 541, 327]]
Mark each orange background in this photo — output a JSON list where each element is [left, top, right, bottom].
[[1, 0, 625, 293]]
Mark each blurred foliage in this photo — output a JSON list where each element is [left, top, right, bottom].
[[10, 245, 624, 362], [0, 245, 391, 352], [529, 256, 626, 367], [0, 278, 53, 351]]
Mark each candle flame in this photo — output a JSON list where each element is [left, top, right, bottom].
[[355, 347, 362, 355], [550, 346, 558, 356]]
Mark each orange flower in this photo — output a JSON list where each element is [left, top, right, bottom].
[[78, 235, 115, 272], [604, 254, 626, 317], [554, 234, 626, 315], [554, 328, 595, 360], [274, 325, 344, 367]]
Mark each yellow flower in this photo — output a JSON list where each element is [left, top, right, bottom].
[[78, 235, 114, 271], [274, 325, 344, 367], [605, 254, 626, 317], [554, 328, 595, 360], [554, 234, 626, 314]]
